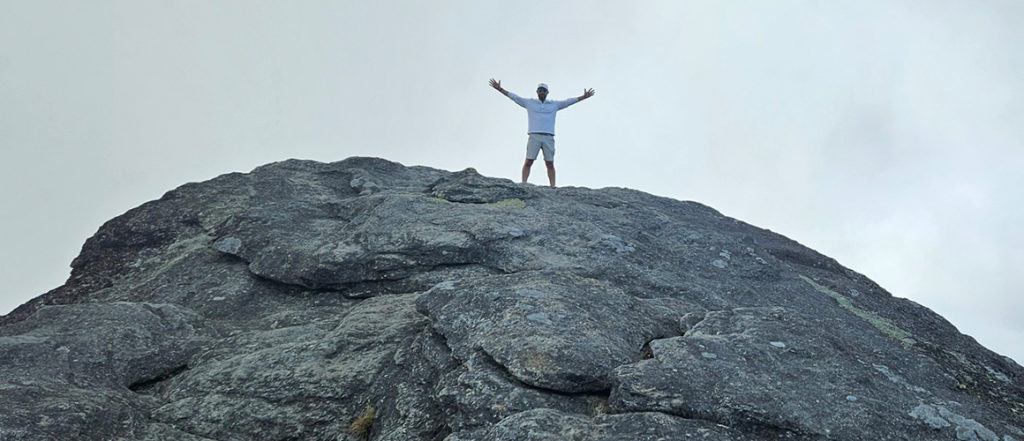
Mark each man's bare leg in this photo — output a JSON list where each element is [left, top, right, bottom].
[[545, 161, 556, 187], [522, 158, 535, 184]]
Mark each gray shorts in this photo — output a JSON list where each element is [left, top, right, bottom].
[[526, 133, 555, 162]]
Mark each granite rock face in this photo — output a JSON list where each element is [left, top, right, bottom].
[[2, 157, 1021, 441]]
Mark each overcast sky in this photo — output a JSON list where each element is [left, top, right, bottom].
[[2, 1, 1021, 363]]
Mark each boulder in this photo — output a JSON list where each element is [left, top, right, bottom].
[[2, 157, 1020, 440]]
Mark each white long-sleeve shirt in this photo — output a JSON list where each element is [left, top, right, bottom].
[[507, 92, 579, 135]]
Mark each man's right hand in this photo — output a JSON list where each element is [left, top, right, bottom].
[[489, 78, 509, 97]]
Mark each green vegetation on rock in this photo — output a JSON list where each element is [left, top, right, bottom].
[[484, 198, 526, 209], [800, 275, 917, 347]]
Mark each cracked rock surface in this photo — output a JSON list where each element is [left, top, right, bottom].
[[2, 157, 1021, 440]]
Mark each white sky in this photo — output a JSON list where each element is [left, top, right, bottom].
[[2, 1, 1021, 363]]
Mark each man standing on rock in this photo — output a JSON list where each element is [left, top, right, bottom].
[[490, 79, 595, 187]]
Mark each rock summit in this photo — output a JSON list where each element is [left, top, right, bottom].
[[1, 157, 1021, 440]]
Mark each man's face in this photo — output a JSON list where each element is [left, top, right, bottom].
[[536, 88, 548, 101]]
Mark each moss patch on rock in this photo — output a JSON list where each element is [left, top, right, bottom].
[[484, 198, 527, 209], [800, 275, 916, 347]]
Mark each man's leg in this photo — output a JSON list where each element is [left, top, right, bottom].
[[540, 135, 556, 188], [522, 158, 535, 184], [545, 161, 555, 187], [523, 134, 543, 184]]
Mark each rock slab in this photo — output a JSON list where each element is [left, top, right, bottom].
[[1, 157, 1021, 440]]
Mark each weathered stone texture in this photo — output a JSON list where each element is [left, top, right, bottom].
[[2, 157, 1020, 440]]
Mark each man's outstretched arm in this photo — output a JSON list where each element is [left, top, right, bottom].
[[491, 78, 528, 108], [489, 78, 510, 97], [556, 88, 596, 110]]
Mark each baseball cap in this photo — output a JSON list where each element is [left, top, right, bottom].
[[537, 83, 549, 92]]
